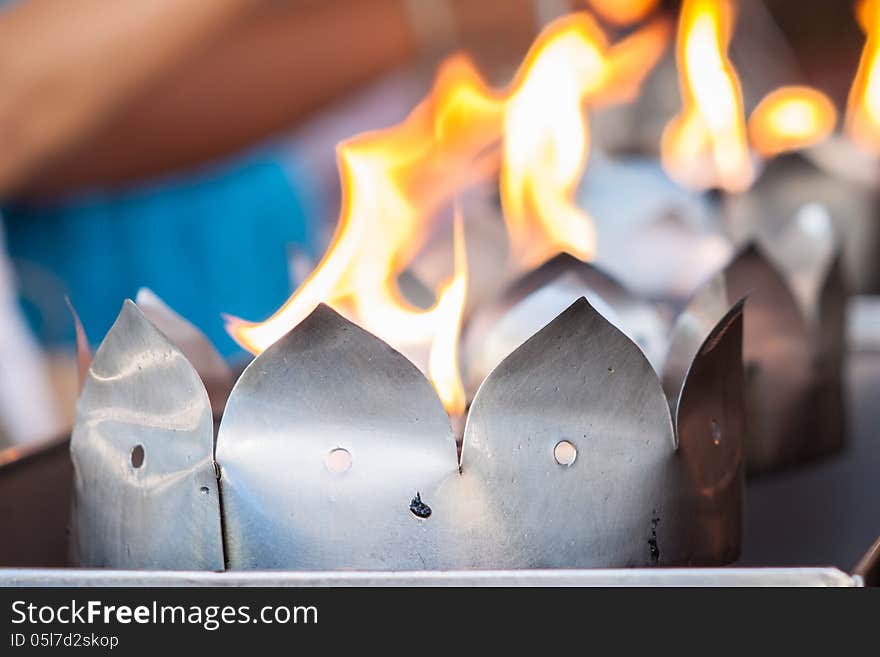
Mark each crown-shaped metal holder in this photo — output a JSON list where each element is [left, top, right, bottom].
[[568, 200, 846, 475], [720, 208, 846, 474], [70, 275, 745, 571]]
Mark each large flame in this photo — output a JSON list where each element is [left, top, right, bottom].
[[225, 55, 498, 416], [847, 0, 880, 152], [749, 86, 837, 158], [226, 12, 668, 414], [661, 0, 753, 191], [502, 13, 670, 269]]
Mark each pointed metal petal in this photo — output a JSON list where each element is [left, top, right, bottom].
[[456, 297, 679, 568], [724, 243, 813, 473], [135, 288, 233, 417], [662, 273, 730, 423], [762, 203, 838, 328], [216, 304, 459, 570], [64, 296, 91, 392], [463, 254, 669, 397], [70, 300, 224, 570], [671, 299, 745, 564], [596, 209, 734, 302]]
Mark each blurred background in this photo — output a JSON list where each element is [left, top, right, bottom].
[[0, 0, 869, 445]]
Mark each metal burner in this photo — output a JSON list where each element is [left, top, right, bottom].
[[70, 291, 745, 571]]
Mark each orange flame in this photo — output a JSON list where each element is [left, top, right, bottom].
[[225, 12, 668, 413], [502, 13, 670, 269], [586, 0, 660, 26], [847, 0, 880, 152], [661, 0, 754, 191], [225, 55, 496, 415], [749, 86, 838, 158]]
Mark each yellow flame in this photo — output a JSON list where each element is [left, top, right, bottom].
[[225, 55, 499, 415], [428, 207, 467, 415], [661, 0, 753, 191], [586, 0, 660, 26], [225, 12, 668, 413], [502, 13, 670, 269], [847, 0, 880, 151], [748, 86, 837, 157]]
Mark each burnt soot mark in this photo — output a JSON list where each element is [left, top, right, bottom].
[[648, 511, 661, 564], [409, 492, 432, 519], [130, 445, 145, 469]]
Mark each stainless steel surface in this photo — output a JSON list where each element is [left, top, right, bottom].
[[0, 567, 858, 587], [463, 257, 745, 565], [135, 288, 233, 418], [459, 297, 740, 567], [725, 150, 880, 294], [668, 300, 746, 564], [463, 255, 669, 396], [663, 273, 732, 417], [763, 204, 837, 329], [7, 299, 877, 575], [724, 243, 846, 472], [70, 301, 224, 570], [579, 154, 731, 301], [216, 303, 460, 570], [76, 293, 743, 570]]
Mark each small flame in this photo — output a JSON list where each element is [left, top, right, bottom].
[[502, 13, 670, 270], [586, 0, 660, 26], [226, 12, 668, 413], [661, 0, 753, 191], [847, 0, 880, 151], [428, 208, 468, 416], [749, 86, 837, 157]]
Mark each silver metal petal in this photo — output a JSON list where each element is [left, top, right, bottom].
[[135, 288, 233, 418], [463, 254, 669, 397], [762, 203, 838, 329], [216, 304, 459, 570], [670, 299, 745, 564], [64, 296, 91, 393], [456, 297, 679, 568], [724, 244, 813, 473], [662, 273, 731, 424], [70, 300, 224, 570]]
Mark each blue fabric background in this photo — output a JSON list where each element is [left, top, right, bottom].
[[2, 147, 321, 356]]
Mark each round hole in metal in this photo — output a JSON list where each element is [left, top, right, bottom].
[[554, 440, 577, 466], [326, 448, 352, 473], [130, 444, 145, 469]]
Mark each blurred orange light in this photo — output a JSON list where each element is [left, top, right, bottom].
[[846, 0, 880, 152], [587, 0, 660, 26], [749, 86, 837, 157], [661, 0, 754, 191]]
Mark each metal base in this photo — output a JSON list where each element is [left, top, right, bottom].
[[0, 567, 859, 587]]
